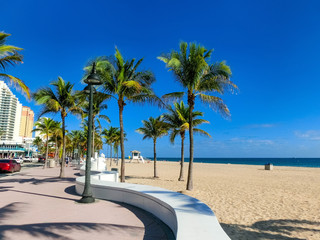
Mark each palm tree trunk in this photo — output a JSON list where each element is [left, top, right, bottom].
[[55, 139, 58, 162], [178, 132, 185, 181], [59, 115, 66, 178], [117, 146, 119, 166], [119, 99, 125, 182], [44, 134, 49, 169], [186, 92, 195, 190], [110, 144, 113, 167], [153, 139, 158, 178], [72, 145, 74, 159]]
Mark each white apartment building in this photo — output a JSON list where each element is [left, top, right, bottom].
[[0, 81, 35, 158], [0, 81, 22, 141]]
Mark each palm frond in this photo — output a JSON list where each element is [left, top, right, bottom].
[[98, 114, 111, 123], [193, 128, 211, 137], [199, 93, 230, 118], [161, 92, 184, 105], [129, 93, 164, 108], [169, 129, 181, 144], [0, 54, 23, 71], [0, 73, 30, 99]]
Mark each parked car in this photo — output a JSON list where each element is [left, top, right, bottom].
[[0, 159, 21, 173], [38, 157, 46, 163], [13, 157, 23, 164], [23, 156, 32, 162], [30, 157, 38, 163]]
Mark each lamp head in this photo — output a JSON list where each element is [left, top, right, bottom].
[[83, 85, 97, 94], [84, 62, 102, 85]]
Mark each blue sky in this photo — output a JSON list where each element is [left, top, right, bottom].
[[2, 0, 320, 158]]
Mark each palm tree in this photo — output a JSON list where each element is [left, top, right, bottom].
[[136, 116, 168, 178], [78, 91, 110, 157], [81, 118, 105, 158], [33, 77, 79, 178], [102, 126, 119, 166], [51, 122, 62, 162], [0, 32, 30, 98], [86, 48, 158, 182], [112, 128, 123, 166], [33, 118, 58, 168], [68, 130, 83, 159], [158, 42, 237, 190], [163, 101, 211, 181], [33, 136, 43, 155]]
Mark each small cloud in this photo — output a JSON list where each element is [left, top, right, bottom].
[[230, 137, 274, 145], [247, 124, 275, 128], [295, 130, 320, 141]]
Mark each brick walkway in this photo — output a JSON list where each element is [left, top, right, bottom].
[[0, 165, 174, 240]]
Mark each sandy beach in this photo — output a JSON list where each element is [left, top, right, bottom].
[[122, 161, 320, 240]]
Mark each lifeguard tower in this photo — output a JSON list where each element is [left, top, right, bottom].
[[130, 150, 145, 163]]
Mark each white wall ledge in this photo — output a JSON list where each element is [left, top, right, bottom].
[[75, 176, 230, 240]]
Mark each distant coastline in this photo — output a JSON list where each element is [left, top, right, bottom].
[[152, 157, 320, 168]]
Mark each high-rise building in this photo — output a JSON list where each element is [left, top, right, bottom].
[[0, 81, 22, 141], [19, 106, 34, 139], [0, 81, 37, 158]]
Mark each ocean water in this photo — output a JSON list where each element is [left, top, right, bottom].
[[154, 158, 320, 168]]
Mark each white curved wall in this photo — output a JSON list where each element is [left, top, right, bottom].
[[75, 176, 230, 240]]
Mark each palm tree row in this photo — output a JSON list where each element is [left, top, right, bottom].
[[32, 42, 237, 191]]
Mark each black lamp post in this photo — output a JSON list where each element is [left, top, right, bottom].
[[79, 62, 102, 203]]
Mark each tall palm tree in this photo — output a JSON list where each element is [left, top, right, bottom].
[[33, 118, 58, 169], [86, 48, 158, 182], [158, 42, 237, 190], [33, 77, 79, 178], [163, 101, 211, 181], [136, 116, 168, 178], [0, 32, 30, 98]]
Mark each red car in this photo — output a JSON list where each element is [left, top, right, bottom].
[[0, 159, 21, 173]]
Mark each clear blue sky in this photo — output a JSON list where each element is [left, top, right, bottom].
[[2, 0, 320, 158]]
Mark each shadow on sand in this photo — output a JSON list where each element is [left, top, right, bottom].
[[125, 175, 175, 182], [221, 219, 320, 240]]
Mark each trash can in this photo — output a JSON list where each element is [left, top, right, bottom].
[[265, 163, 273, 170], [49, 159, 55, 168]]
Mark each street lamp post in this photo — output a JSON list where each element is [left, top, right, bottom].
[[79, 62, 102, 203]]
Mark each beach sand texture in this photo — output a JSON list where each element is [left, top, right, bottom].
[[122, 161, 320, 240]]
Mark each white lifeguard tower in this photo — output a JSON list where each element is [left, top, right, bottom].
[[130, 150, 145, 163]]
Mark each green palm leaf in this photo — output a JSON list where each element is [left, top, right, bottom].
[[0, 32, 29, 98]]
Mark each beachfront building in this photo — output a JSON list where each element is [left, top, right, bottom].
[[0, 81, 22, 141], [0, 81, 36, 158], [19, 106, 34, 139]]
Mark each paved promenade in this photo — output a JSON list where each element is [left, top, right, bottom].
[[0, 165, 173, 240]]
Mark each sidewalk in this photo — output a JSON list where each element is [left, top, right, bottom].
[[0, 166, 174, 240]]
